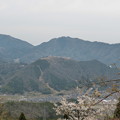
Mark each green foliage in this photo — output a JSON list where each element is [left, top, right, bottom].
[[1, 77, 24, 94], [0, 56, 119, 94], [33, 59, 50, 71], [0, 101, 57, 120], [29, 65, 41, 78], [114, 98, 120, 118], [29, 80, 39, 91], [19, 113, 26, 120], [45, 73, 76, 91]]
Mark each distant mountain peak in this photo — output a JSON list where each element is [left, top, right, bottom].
[[53, 36, 82, 41], [0, 34, 12, 39], [20, 36, 120, 64], [52, 36, 119, 45], [0, 34, 120, 65], [0, 34, 33, 60]]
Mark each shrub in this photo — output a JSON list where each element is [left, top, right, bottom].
[[114, 98, 120, 119]]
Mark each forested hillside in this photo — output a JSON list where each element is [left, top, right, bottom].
[[0, 56, 119, 94]]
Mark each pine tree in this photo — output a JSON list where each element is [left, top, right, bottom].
[[19, 112, 26, 120]]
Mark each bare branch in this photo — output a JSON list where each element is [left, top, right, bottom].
[[93, 90, 120, 106]]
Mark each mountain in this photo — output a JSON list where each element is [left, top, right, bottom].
[[21, 36, 120, 65], [0, 60, 27, 86], [0, 56, 119, 94], [0, 34, 33, 61], [0, 34, 120, 65]]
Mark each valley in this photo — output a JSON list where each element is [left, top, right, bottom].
[[0, 34, 119, 120]]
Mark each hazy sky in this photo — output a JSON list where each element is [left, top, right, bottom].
[[0, 0, 120, 45]]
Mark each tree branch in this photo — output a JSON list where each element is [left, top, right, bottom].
[[93, 90, 120, 106]]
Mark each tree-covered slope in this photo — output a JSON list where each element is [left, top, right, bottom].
[[0, 57, 119, 94], [0, 101, 56, 120], [0, 34, 33, 60], [0, 34, 120, 65], [21, 36, 120, 65]]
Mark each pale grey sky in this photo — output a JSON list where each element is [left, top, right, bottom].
[[0, 0, 120, 45]]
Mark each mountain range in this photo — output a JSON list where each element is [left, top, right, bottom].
[[0, 56, 119, 94], [0, 34, 119, 94], [0, 34, 120, 65]]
